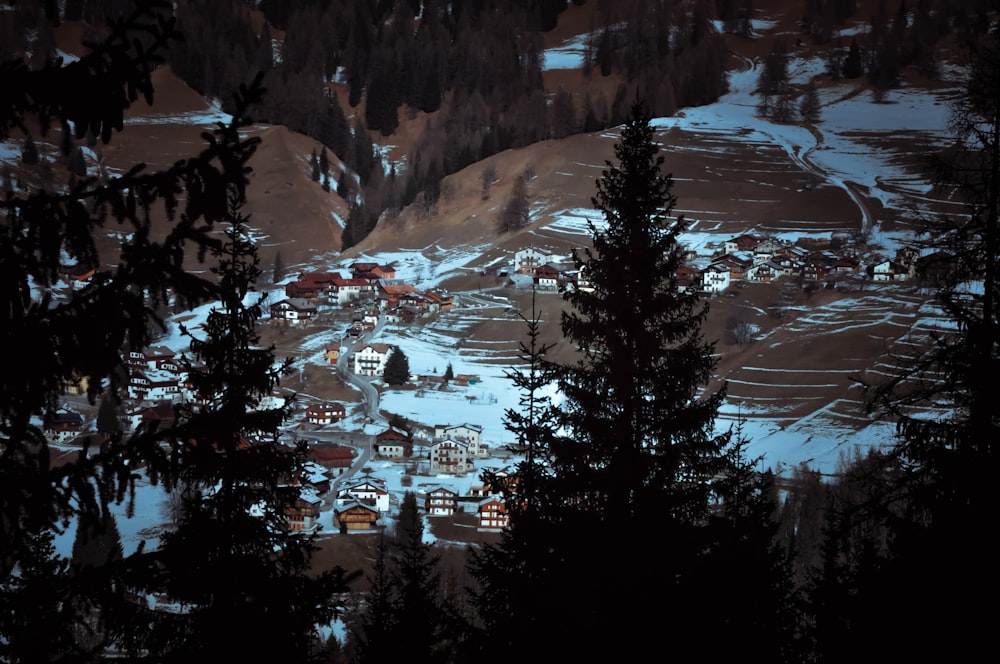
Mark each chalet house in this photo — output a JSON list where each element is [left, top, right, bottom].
[[478, 496, 509, 531], [801, 261, 829, 283], [269, 298, 317, 323], [328, 275, 369, 305], [305, 402, 346, 425], [337, 477, 390, 512], [747, 260, 785, 283], [285, 279, 323, 300], [299, 461, 332, 495], [711, 252, 754, 281], [700, 264, 731, 293], [300, 271, 339, 288], [429, 438, 473, 475], [914, 251, 954, 286], [534, 263, 563, 290], [514, 247, 554, 274], [425, 485, 459, 515], [351, 262, 396, 281], [45, 409, 84, 442], [334, 502, 379, 533], [375, 427, 408, 458], [675, 264, 700, 291], [424, 290, 454, 311], [753, 238, 786, 262], [377, 283, 417, 310], [435, 423, 488, 458], [286, 490, 322, 532], [353, 343, 394, 376], [307, 443, 356, 477], [725, 233, 766, 255], [128, 346, 178, 373], [128, 370, 181, 403], [870, 259, 908, 282]]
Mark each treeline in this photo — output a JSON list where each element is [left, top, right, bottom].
[[2, 0, 730, 249]]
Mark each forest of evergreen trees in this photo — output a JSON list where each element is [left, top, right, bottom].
[[2, 1, 999, 662]]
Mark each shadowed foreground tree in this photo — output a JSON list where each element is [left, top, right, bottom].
[[0, 2, 347, 660], [845, 27, 1000, 663], [468, 101, 797, 663]]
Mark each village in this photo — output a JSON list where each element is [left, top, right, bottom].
[[42, 229, 951, 543]]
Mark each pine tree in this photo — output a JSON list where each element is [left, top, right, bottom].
[[470, 101, 794, 662], [799, 81, 822, 123], [842, 37, 864, 78], [319, 146, 330, 192], [383, 347, 410, 385], [272, 249, 285, 284], [310, 147, 320, 182], [119, 185, 349, 661]]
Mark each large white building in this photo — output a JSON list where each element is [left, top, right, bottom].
[[353, 343, 394, 376]]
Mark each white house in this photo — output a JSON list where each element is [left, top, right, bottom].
[[353, 343, 394, 376], [269, 298, 317, 323], [700, 264, 731, 293], [429, 439, 472, 475], [514, 247, 554, 274], [337, 477, 390, 512], [435, 423, 488, 458], [425, 485, 459, 515], [127, 369, 181, 403]]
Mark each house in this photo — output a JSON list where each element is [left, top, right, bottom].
[[377, 283, 418, 310], [435, 423, 488, 458], [429, 438, 472, 475], [533, 263, 563, 290], [285, 279, 323, 300], [675, 264, 700, 291], [514, 247, 554, 274], [307, 443, 356, 477], [870, 259, 908, 282], [334, 502, 379, 533], [725, 233, 766, 255], [269, 298, 317, 323], [285, 490, 322, 532], [127, 346, 178, 373], [351, 262, 396, 281], [700, 264, 731, 293], [299, 461, 332, 495], [478, 496, 509, 531], [353, 343, 394, 376], [375, 427, 408, 458], [305, 402, 346, 425], [337, 476, 390, 512], [127, 369, 181, 403], [425, 485, 459, 515], [747, 260, 785, 283], [914, 251, 954, 285], [423, 290, 454, 311], [328, 275, 369, 305], [45, 409, 84, 442], [711, 252, 754, 281]]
